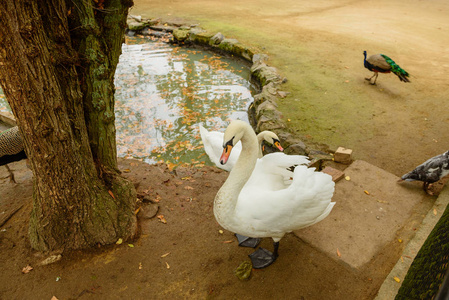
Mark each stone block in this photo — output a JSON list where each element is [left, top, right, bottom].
[[334, 147, 353, 164]]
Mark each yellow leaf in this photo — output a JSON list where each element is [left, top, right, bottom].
[[219, 230, 224, 234], [165, 262, 170, 269], [394, 276, 401, 283], [398, 239, 403, 243], [157, 215, 167, 224], [21, 265, 33, 274], [116, 238, 123, 245], [345, 176, 351, 181], [336, 248, 341, 257], [364, 190, 370, 195], [108, 190, 116, 199], [434, 208, 437, 216], [161, 252, 171, 258], [128, 244, 134, 248], [138, 262, 142, 270]]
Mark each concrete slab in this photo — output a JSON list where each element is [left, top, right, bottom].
[[374, 185, 449, 299], [294, 160, 426, 269]]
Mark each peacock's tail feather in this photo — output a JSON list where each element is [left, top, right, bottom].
[[381, 54, 410, 82]]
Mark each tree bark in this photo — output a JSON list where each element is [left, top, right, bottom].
[[0, 0, 137, 251]]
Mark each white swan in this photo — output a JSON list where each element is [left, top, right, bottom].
[[214, 120, 335, 268], [199, 124, 283, 171]]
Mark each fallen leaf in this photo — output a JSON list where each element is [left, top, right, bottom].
[[219, 230, 224, 234], [364, 190, 370, 195], [345, 176, 351, 181], [235, 261, 252, 281], [128, 244, 134, 248], [139, 262, 142, 270], [135, 207, 141, 215], [108, 190, 116, 199], [223, 240, 234, 244], [398, 239, 403, 243], [434, 208, 437, 216], [123, 169, 131, 173], [157, 215, 167, 224], [336, 248, 341, 257], [165, 262, 170, 269], [116, 238, 123, 245], [21, 265, 33, 274], [161, 252, 171, 258], [394, 276, 401, 283], [400, 256, 404, 262]]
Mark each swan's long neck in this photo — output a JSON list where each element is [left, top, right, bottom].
[[214, 124, 258, 229]]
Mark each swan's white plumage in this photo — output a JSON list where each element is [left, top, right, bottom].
[[214, 120, 335, 243], [199, 124, 282, 171]]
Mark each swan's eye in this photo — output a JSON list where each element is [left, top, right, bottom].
[[223, 136, 235, 148]]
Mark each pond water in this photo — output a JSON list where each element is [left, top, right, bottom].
[[0, 36, 256, 169]]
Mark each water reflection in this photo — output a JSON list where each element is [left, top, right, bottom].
[[0, 37, 256, 169], [115, 37, 255, 168]]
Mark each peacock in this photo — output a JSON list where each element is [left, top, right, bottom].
[[363, 51, 410, 85], [0, 126, 26, 183]]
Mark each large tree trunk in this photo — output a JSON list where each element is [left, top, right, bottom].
[[0, 0, 137, 251]]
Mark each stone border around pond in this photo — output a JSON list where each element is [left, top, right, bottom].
[[126, 16, 335, 167]]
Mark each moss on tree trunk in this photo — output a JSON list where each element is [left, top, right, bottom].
[[0, 0, 137, 251]]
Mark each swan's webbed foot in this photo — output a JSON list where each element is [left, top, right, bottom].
[[235, 234, 261, 248], [249, 242, 279, 269]]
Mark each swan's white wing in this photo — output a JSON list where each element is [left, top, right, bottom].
[[199, 125, 242, 171], [236, 165, 335, 236], [244, 152, 310, 190]]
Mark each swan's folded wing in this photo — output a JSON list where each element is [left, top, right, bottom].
[[236, 166, 335, 233]]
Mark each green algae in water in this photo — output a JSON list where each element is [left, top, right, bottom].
[[114, 37, 256, 168]]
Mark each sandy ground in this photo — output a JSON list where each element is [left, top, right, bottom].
[[1, 1, 449, 299]]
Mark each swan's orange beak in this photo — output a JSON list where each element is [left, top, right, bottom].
[[274, 141, 284, 151], [220, 145, 233, 165]]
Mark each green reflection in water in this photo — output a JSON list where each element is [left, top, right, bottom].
[[0, 37, 256, 169], [0, 93, 9, 115], [115, 37, 255, 168]]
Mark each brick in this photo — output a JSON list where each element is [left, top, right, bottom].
[[334, 147, 353, 164], [322, 166, 345, 182]]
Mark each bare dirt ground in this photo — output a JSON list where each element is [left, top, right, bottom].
[[1, 1, 449, 299]]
